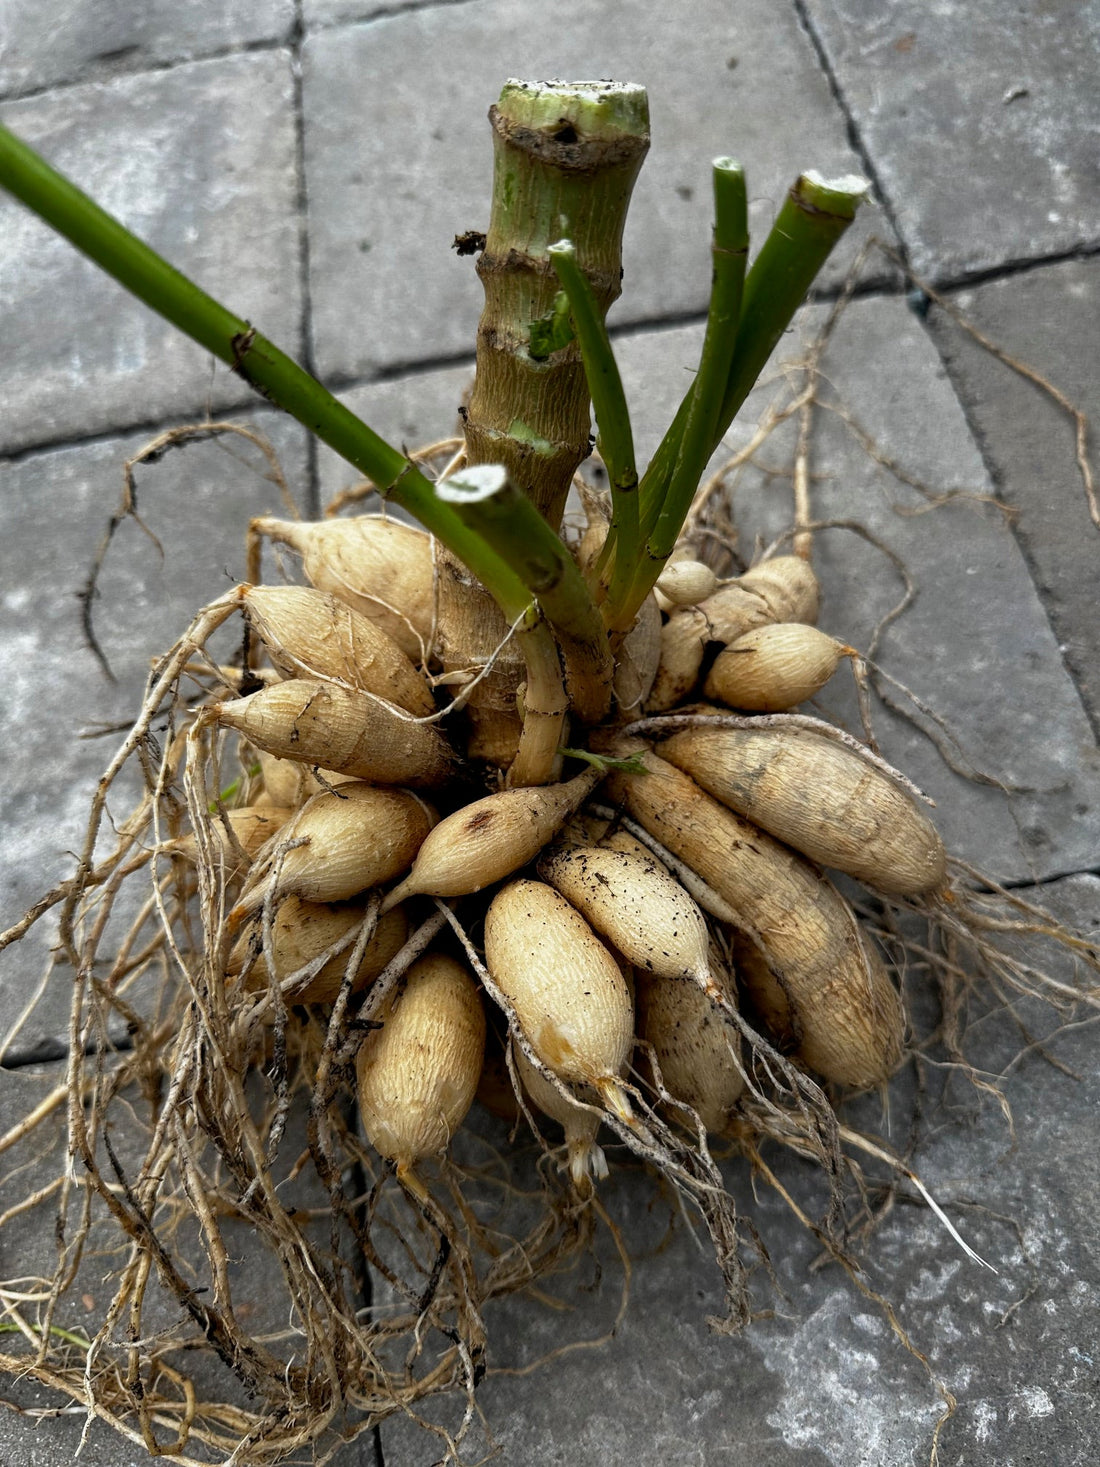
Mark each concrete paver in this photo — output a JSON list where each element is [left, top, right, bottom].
[[0, 50, 302, 455], [927, 256, 1100, 730], [0, 411, 309, 1044], [0, 0, 295, 99], [800, 0, 1100, 277], [301, 0, 889, 384]]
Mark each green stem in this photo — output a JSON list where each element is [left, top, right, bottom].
[[0, 122, 533, 621], [548, 237, 639, 612], [0, 1321, 90, 1350], [713, 170, 866, 442], [636, 169, 865, 564], [617, 158, 747, 627], [437, 465, 613, 722]]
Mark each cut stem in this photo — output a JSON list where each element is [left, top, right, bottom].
[[464, 80, 650, 529], [437, 465, 613, 723], [440, 80, 650, 775], [620, 158, 748, 627], [633, 169, 866, 608], [714, 170, 866, 442]]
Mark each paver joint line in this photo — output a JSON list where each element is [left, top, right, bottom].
[[306, 0, 486, 39], [789, 0, 907, 261], [0, 34, 293, 108], [915, 239, 1100, 294], [290, 0, 322, 515], [1, 241, 1090, 469]]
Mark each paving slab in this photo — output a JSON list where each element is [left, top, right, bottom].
[[377, 873, 1100, 1466], [0, 0, 295, 99], [925, 256, 1100, 732], [301, 0, 891, 384], [0, 410, 309, 1048], [799, 0, 1100, 278], [0, 50, 302, 456], [0, 1063, 376, 1465]]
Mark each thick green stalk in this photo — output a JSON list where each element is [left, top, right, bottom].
[[617, 159, 748, 627], [0, 121, 535, 618], [437, 464, 613, 722], [436, 81, 650, 778], [464, 81, 650, 529], [547, 237, 638, 612]]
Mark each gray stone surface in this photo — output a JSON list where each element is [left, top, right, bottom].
[[302, 0, 453, 31], [0, 0, 295, 99], [1, 1, 1098, 1462], [0, 410, 309, 1047], [800, 0, 1100, 278], [0, 1064, 377, 1465], [301, 0, 890, 384], [0, 50, 302, 455], [378, 878, 1100, 1466], [927, 256, 1100, 731]]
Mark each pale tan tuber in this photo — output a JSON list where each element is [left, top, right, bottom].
[[211, 680, 453, 788], [355, 952, 486, 1173], [484, 879, 634, 1119], [661, 723, 946, 897], [253, 514, 434, 662]]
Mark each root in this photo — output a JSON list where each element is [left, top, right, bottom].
[[435, 899, 756, 1332]]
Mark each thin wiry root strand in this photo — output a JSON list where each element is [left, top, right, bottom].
[[0, 602, 605, 1466]]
